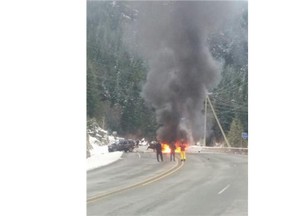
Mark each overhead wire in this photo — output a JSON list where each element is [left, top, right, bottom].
[[209, 97, 248, 110]]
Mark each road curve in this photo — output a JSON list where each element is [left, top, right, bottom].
[[87, 152, 248, 216]]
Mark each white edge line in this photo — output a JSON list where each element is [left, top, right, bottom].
[[218, 184, 230, 195]]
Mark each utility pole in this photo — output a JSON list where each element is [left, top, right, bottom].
[[207, 95, 231, 148], [203, 95, 207, 146]]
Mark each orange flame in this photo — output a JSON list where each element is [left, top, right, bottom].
[[161, 143, 181, 153], [161, 144, 171, 153]]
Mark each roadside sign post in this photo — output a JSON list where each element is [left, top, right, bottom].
[[241, 132, 248, 148], [242, 132, 248, 140]]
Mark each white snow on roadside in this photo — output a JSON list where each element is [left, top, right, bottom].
[[87, 139, 125, 171], [89, 144, 109, 156], [87, 151, 123, 171]]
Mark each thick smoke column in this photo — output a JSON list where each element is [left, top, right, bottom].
[[127, 2, 239, 144]]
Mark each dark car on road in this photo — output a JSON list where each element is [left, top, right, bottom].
[[108, 139, 135, 153], [108, 143, 118, 152]]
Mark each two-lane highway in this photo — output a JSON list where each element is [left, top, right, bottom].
[[87, 152, 247, 216]]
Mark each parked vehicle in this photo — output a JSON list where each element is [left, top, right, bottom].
[[118, 139, 135, 152], [108, 143, 118, 152], [108, 139, 135, 152]]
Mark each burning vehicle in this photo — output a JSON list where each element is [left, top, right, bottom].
[[147, 140, 189, 154]]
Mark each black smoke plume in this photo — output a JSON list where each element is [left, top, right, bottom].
[[125, 1, 243, 144]]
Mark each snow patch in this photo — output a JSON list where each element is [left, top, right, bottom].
[[87, 151, 123, 171]]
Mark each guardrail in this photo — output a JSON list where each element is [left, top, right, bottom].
[[187, 146, 248, 155]]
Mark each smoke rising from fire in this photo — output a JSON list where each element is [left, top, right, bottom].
[[125, 1, 243, 144]]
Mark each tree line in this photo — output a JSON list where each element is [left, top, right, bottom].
[[87, 1, 248, 146]]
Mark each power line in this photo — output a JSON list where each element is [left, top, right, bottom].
[[209, 98, 248, 110]]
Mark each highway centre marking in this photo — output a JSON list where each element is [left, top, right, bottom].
[[87, 157, 183, 204], [142, 159, 184, 186], [218, 184, 230, 195]]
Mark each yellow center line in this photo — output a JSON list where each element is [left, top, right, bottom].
[[87, 157, 184, 204], [141, 160, 184, 186]]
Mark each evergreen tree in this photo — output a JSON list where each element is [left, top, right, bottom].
[[227, 118, 244, 147], [87, 1, 156, 138], [208, 5, 248, 141]]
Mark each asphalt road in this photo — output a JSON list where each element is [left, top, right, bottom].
[[87, 151, 248, 216]]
